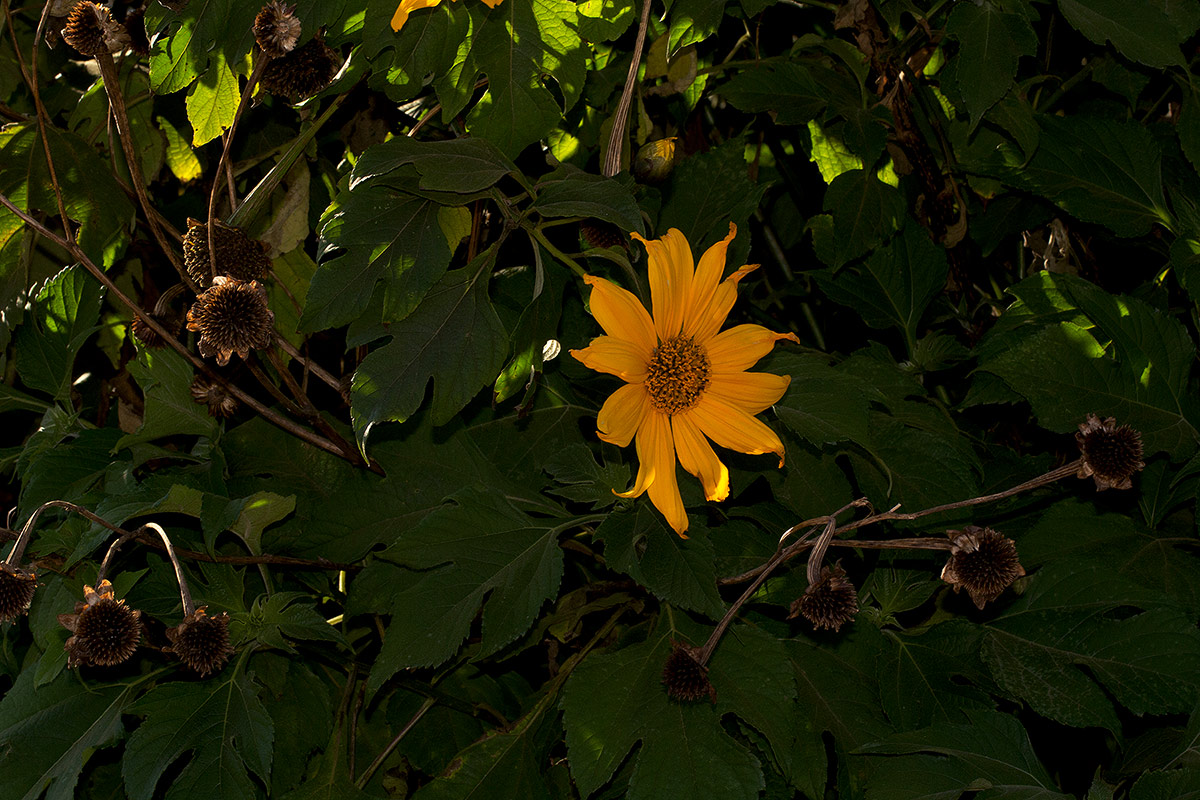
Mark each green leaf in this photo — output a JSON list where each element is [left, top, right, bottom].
[[595, 505, 726, 619], [254, 654, 337, 796], [561, 621, 768, 800], [350, 255, 509, 449], [576, 0, 636, 42], [116, 347, 219, 450], [450, 0, 588, 156], [879, 622, 997, 729], [146, 0, 258, 94], [719, 63, 855, 125], [232, 592, 348, 653], [366, 4, 466, 102], [1130, 770, 1200, 800], [305, 189, 453, 333], [1058, 0, 1193, 68], [185, 51, 240, 146], [859, 710, 1071, 800], [666, 0, 728, 54], [543, 444, 630, 509], [0, 123, 134, 290], [352, 487, 564, 688], [946, 0, 1037, 125], [977, 273, 1200, 458], [123, 674, 275, 800], [991, 115, 1170, 237], [0, 669, 137, 800], [773, 352, 876, 447], [13, 265, 104, 400], [812, 221, 949, 346], [351, 136, 517, 194], [816, 169, 905, 267], [981, 563, 1200, 729], [493, 248, 566, 404], [531, 167, 644, 233]]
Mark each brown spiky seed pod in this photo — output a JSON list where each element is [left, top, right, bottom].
[[940, 526, 1025, 610], [187, 277, 275, 367], [661, 641, 716, 703], [789, 564, 858, 632], [131, 311, 182, 349], [254, 1, 302, 58], [0, 563, 38, 623], [62, 1, 130, 56], [190, 375, 239, 418], [259, 34, 339, 101], [1076, 414, 1145, 491], [59, 580, 142, 667], [165, 608, 235, 676], [182, 218, 271, 287]]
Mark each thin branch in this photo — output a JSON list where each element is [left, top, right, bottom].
[[603, 0, 653, 177], [0, 191, 366, 465]]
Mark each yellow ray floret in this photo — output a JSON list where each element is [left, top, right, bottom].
[[571, 224, 798, 537], [391, 0, 504, 33]]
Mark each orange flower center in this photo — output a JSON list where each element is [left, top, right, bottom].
[[645, 335, 711, 415]]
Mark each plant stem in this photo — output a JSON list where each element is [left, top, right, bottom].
[[603, 0, 653, 177]]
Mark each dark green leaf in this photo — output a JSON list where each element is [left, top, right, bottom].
[[116, 347, 219, 449], [531, 168, 644, 233], [543, 444, 630, 509], [13, 265, 103, 400], [946, 1, 1037, 125], [720, 63, 855, 125], [232, 591, 348, 653], [350, 255, 509, 448], [123, 674, 274, 800], [351, 136, 517, 194], [1058, 0, 1192, 68], [817, 169, 905, 267]]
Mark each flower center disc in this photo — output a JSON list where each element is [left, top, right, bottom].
[[645, 336, 711, 415]]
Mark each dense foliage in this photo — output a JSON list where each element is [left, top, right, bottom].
[[2, 0, 1200, 797]]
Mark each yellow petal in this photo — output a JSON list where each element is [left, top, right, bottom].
[[570, 336, 648, 382], [672, 414, 730, 502], [690, 394, 786, 467], [633, 228, 694, 341], [707, 324, 799, 373], [683, 223, 735, 338], [391, 0, 444, 32], [689, 263, 759, 343], [707, 371, 791, 415], [478, 0, 504, 6], [597, 383, 649, 447], [615, 411, 660, 499], [583, 275, 657, 354], [645, 413, 689, 536]]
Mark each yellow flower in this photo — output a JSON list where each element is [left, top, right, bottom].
[[571, 224, 798, 537], [390, 0, 504, 32]]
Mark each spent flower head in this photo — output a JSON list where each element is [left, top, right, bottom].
[[661, 641, 716, 702], [789, 563, 858, 632], [187, 277, 275, 366], [571, 224, 797, 536], [59, 580, 142, 668], [1076, 414, 1144, 491], [940, 525, 1025, 609], [0, 563, 38, 623], [166, 608, 236, 676]]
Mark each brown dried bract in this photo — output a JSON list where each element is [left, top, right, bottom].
[[187, 277, 275, 367], [789, 563, 858, 632], [940, 526, 1025, 610], [1076, 414, 1145, 491]]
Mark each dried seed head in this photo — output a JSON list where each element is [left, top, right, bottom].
[[580, 220, 627, 251], [166, 608, 235, 676], [131, 311, 182, 349], [0, 563, 38, 623], [60, 580, 142, 667], [789, 563, 858, 632], [661, 641, 715, 702], [190, 375, 239, 418], [187, 277, 275, 367], [941, 526, 1024, 610], [62, 1, 130, 56], [182, 218, 271, 287], [1076, 414, 1145, 491], [259, 34, 339, 101], [254, 2, 302, 58]]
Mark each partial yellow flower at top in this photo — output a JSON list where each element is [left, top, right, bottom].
[[391, 0, 505, 32], [571, 224, 798, 537]]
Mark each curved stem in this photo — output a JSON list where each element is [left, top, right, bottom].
[[603, 0, 653, 177], [141, 523, 196, 616], [96, 530, 138, 584]]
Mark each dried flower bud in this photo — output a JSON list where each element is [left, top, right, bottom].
[[633, 137, 677, 183], [165, 608, 235, 676], [1076, 414, 1145, 491], [0, 563, 38, 623], [182, 218, 271, 287], [131, 311, 182, 349], [259, 33, 339, 101], [661, 641, 715, 702], [190, 375, 240, 418], [62, 1, 131, 56], [59, 580, 142, 667], [789, 563, 858, 632], [940, 526, 1024, 610], [187, 277, 275, 367], [580, 220, 627, 251], [254, 2, 302, 58]]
